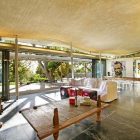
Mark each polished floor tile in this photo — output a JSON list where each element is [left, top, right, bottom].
[[0, 82, 140, 140]]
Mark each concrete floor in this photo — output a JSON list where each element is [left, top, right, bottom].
[[0, 82, 140, 140]]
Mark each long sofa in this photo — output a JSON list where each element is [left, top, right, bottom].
[[61, 78, 118, 102]]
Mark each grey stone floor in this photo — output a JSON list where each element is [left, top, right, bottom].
[[0, 82, 140, 140]]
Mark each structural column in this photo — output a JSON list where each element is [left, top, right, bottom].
[[133, 58, 136, 78], [70, 43, 74, 78], [60, 62, 63, 82], [99, 52, 102, 79], [2, 50, 10, 101], [92, 59, 97, 78], [84, 63, 87, 77], [15, 36, 19, 100]]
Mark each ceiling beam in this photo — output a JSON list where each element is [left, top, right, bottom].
[[0, 42, 100, 59]]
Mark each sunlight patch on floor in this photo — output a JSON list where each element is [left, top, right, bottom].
[[0, 113, 27, 131], [35, 96, 49, 106], [44, 91, 61, 101]]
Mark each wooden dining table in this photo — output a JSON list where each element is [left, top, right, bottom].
[[20, 96, 109, 140]]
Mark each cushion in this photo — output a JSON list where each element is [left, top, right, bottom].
[[83, 78, 97, 88], [69, 79, 75, 86], [74, 79, 82, 86]]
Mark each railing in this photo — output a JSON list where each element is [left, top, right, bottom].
[[104, 77, 140, 81]]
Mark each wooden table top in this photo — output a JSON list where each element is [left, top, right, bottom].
[[21, 99, 109, 140]]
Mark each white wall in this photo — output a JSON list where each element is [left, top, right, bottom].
[[106, 58, 134, 77]]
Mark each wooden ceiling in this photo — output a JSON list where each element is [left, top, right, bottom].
[[0, 0, 140, 55]]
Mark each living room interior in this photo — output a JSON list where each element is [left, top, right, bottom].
[[0, 0, 140, 140]]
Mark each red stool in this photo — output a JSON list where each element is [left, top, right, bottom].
[[69, 97, 75, 105], [69, 88, 76, 96]]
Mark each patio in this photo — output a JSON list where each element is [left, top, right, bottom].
[[9, 82, 65, 96]]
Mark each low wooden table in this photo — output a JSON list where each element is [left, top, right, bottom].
[[20, 96, 109, 140]]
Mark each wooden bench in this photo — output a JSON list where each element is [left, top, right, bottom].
[[20, 95, 109, 140]]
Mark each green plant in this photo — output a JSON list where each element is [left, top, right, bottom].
[[30, 74, 47, 83]]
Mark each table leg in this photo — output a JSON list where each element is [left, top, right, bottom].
[[96, 109, 101, 122], [53, 108, 59, 140], [53, 132, 59, 140], [96, 95, 101, 122], [0, 122, 3, 128]]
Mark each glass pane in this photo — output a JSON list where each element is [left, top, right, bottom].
[[96, 62, 103, 78]]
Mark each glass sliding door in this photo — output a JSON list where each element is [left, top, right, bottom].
[[92, 59, 106, 78], [96, 62, 103, 78]]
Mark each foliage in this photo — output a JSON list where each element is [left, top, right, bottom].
[[74, 62, 92, 73], [9, 60, 33, 83], [30, 74, 47, 83], [55, 63, 70, 79], [37, 61, 70, 81], [36, 65, 45, 77], [48, 62, 61, 71]]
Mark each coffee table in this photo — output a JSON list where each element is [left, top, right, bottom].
[[20, 95, 109, 140]]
